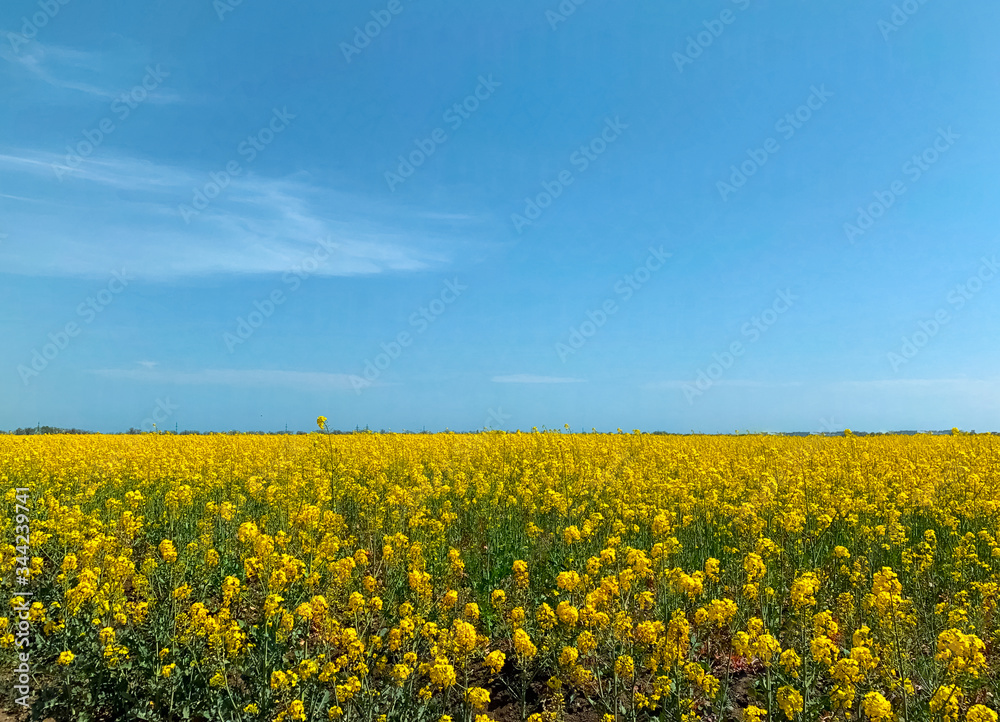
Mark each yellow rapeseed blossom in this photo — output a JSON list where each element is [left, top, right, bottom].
[[776, 686, 803, 719], [967, 706, 998, 722], [862, 692, 892, 722], [3, 430, 998, 721], [158, 539, 177, 564]]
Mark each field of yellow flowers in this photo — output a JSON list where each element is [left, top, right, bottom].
[[0, 427, 998, 722]]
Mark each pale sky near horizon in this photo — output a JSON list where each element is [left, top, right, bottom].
[[1, 0, 999, 433]]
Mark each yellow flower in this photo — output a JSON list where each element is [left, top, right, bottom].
[[744, 552, 766, 582], [810, 635, 839, 667], [557, 570, 581, 591], [615, 655, 635, 681], [485, 650, 506, 675], [862, 692, 892, 722], [441, 588, 458, 609], [776, 687, 803, 720], [296, 602, 315, 621], [513, 559, 530, 588], [780, 649, 801, 676], [158, 539, 177, 563], [559, 646, 579, 667], [98, 626, 116, 645], [57, 650, 74, 666], [635, 620, 659, 645], [830, 658, 862, 687], [317, 416, 327, 430], [790, 572, 820, 609], [509, 606, 526, 628], [536, 603, 556, 630], [936, 628, 987, 678], [754, 633, 782, 666], [392, 663, 413, 686], [967, 706, 998, 722], [288, 700, 306, 721], [930, 685, 963, 722], [705, 557, 721, 580], [556, 601, 579, 627], [513, 628, 537, 659], [453, 619, 478, 655], [429, 656, 456, 688], [466, 687, 491, 710], [491, 589, 506, 609]]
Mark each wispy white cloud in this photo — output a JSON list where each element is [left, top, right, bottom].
[[643, 378, 999, 396], [836, 378, 1000, 390], [643, 380, 804, 390], [89, 367, 364, 391], [492, 374, 585, 384], [0, 191, 40, 201], [0, 149, 462, 279], [419, 211, 480, 221], [1, 40, 181, 102]]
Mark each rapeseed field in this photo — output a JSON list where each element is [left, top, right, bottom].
[[0, 426, 997, 722]]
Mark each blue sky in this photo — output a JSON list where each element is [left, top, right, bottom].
[[2, 0, 999, 433]]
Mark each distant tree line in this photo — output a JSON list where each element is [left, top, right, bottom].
[[3, 427, 429, 435], [10, 426, 95, 435], [2, 427, 995, 436]]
